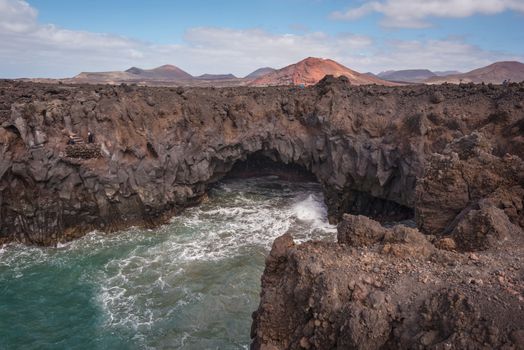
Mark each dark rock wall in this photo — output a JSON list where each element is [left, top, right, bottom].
[[251, 83, 524, 349], [1, 78, 523, 245], [252, 213, 524, 350]]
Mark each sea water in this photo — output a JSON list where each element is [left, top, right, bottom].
[[0, 176, 336, 349]]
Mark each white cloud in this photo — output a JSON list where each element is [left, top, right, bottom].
[[176, 27, 374, 75], [0, 0, 522, 78], [362, 38, 523, 73], [0, 0, 37, 32], [0, 1, 375, 78], [331, 0, 524, 28], [0, 0, 149, 77]]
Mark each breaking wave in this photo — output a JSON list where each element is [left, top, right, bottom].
[[0, 176, 335, 349]]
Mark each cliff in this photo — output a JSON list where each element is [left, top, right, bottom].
[[2, 77, 524, 348], [252, 133, 524, 349], [1, 78, 523, 246]]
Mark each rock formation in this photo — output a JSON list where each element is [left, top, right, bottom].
[[1, 77, 523, 247], [252, 213, 524, 349], [250, 80, 524, 349], [253, 137, 524, 347]]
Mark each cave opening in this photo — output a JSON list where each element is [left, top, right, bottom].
[[334, 188, 415, 225], [214, 151, 414, 225], [223, 151, 316, 182]]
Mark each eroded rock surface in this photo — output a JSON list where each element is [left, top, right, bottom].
[[416, 133, 524, 238], [252, 214, 524, 349], [252, 90, 524, 348], [2, 78, 523, 245]]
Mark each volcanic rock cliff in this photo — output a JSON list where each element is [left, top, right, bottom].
[[252, 137, 524, 349], [1, 77, 523, 246], [1, 77, 524, 348]]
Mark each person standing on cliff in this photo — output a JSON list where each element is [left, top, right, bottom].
[[88, 131, 95, 144]]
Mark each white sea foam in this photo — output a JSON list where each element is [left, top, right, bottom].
[[292, 194, 325, 221], [292, 194, 337, 235], [0, 243, 49, 271], [0, 177, 336, 348]]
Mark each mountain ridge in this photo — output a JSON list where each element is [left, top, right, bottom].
[[425, 61, 524, 84], [21, 59, 524, 87], [377, 69, 436, 83], [249, 57, 397, 86], [245, 67, 276, 79]]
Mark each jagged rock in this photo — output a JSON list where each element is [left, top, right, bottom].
[[382, 225, 435, 259], [429, 91, 444, 104], [435, 237, 457, 251], [337, 214, 434, 258], [65, 144, 102, 159], [452, 205, 523, 251], [252, 226, 524, 349], [416, 136, 524, 237], [337, 214, 387, 246], [447, 132, 491, 160], [265, 233, 295, 272], [1, 79, 523, 248]]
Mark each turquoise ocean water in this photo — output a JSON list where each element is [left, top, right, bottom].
[[0, 177, 335, 349]]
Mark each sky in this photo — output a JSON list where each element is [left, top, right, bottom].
[[1, 0, 523, 78]]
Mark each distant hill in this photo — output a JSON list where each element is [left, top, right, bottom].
[[365, 69, 464, 83], [364, 72, 379, 79], [434, 70, 462, 76], [72, 71, 137, 84], [426, 61, 524, 84], [378, 69, 436, 83], [250, 57, 397, 86], [71, 64, 194, 85], [245, 67, 276, 79], [124, 64, 193, 80], [31, 59, 522, 87], [68, 65, 248, 87], [196, 73, 237, 80]]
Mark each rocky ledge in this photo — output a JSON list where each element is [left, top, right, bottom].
[[1, 77, 523, 245], [252, 215, 523, 349], [252, 133, 524, 349]]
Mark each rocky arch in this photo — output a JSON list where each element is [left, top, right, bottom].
[[222, 151, 317, 182], [174, 133, 417, 227]]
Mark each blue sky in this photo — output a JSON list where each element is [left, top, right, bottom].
[[1, 0, 523, 78]]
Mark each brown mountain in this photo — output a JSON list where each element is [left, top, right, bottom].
[[245, 67, 276, 79], [70, 64, 193, 85], [250, 57, 397, 86], [426, 61, 524, 84], [378, 69, 437, 83], [125, 64, 193, 80], [196, 73, 237, 80]]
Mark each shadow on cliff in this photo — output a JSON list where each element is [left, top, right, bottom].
[[1, 77, 523, 245]]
